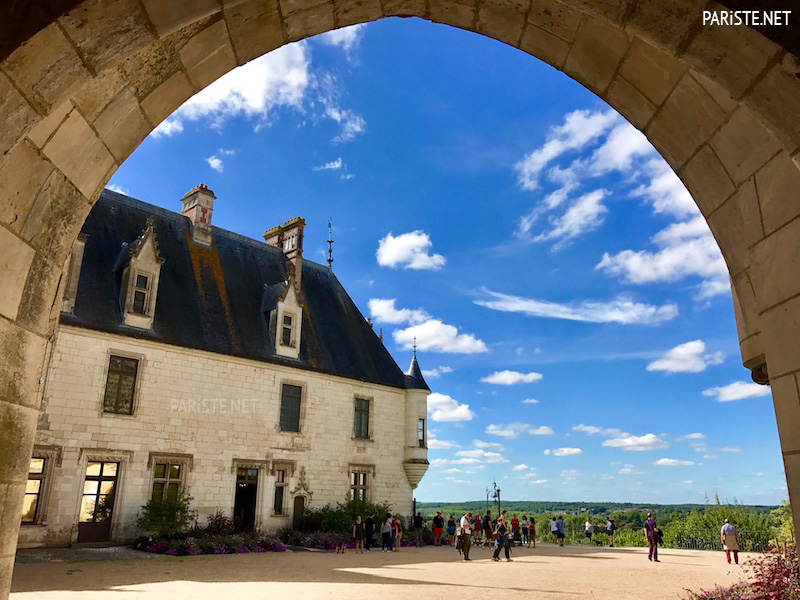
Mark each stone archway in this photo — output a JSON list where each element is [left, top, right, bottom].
[[1, 1, 799, 595]]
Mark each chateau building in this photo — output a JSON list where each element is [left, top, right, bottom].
[[18, 185, 429, 547]]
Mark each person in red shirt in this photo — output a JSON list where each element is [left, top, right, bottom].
[[511, 514, 520, 535], [473, 513, 483, 545]]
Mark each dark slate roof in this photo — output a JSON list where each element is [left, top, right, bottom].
[[63, 190, 408, 390], [404, 355, 430, 391]]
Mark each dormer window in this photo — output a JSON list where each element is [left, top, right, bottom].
[[132, 274, 151, 315], [281, 314, 294, 346]]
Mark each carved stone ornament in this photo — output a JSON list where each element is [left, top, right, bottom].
[[751, 363, 769, 386], [291, 466, 312, 500]]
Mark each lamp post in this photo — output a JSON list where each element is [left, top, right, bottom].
[[491, 480, 501, 516]]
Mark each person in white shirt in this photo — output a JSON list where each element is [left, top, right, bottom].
[[721, 518, 741, 565], [460, 513, 473, 561]]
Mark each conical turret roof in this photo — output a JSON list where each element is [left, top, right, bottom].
[[404, 354, 430, 391]]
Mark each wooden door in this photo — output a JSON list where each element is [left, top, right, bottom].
[[77, 461, 118, 543], [292, 495, 305, 529], [234, 468, 259, 532]]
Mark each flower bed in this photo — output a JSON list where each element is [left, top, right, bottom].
[[135, 534, 287, 556]]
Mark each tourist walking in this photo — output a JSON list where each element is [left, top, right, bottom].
[[584, 518, 595, 543], [460, 512, 473, 560], [606, 517, 616, 547], [473, 513, 483, 545], [521, 515, 529, 547], [433, 511, 444, 546], [353, 515, 365, 553], [381, 513, 394, 552], [447, 515, 457, 546], [483, 511, 493, 542], [530, 517, 536, 548], [550, 517, 559, 543], [721, 518, 741, 565], [644, 513, 659, 562], [492, 513, 512, 561], [556, 516, 565, 546], [413, 512, 424, 547], [393, 514, 403, 551], [365, 514, 375, 552]]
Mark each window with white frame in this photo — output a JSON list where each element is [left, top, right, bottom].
[[350, 471, 369, 501], [131, 273, 151, 315], [151, 461, 184, 502], [22, 457, 47, 525], [281, 313, 294, 347], [418, 418, 426, 448], [274, 469, 287, 515]]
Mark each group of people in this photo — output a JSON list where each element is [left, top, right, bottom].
[[348, 511, 744, 566]]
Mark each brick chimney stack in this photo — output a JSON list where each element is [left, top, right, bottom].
[[264, 217, 305, 294], [181, 184, 216, 246]]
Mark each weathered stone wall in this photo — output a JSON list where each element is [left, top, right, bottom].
[[18, 325, 414, 547]]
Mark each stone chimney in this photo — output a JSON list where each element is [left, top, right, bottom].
[[264, 217, 305, 294], [181, 184, 216, 246]]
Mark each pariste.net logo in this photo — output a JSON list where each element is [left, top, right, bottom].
[[703, 10, 791, 26]]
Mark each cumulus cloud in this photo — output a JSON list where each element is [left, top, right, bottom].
[[647, 340, 724, 374], [572, 424, 623, 436], [512, 464, 531, 471], [522, 398, 540, 404], [422, 366, 454, 378], [151, 117, 184, 137], [455, 449, 508, 463], [677, 433, 706, 441], [702, 381, 772, 402], [427, 392, 475, 422], [368, 298, 429, 325], [315, 24, 367, 52], [618, 464, 646, 475], [597, 216, 729, 300], [313, 157, 343, 171], [106, 184, 128, 194], [377, 231, 446, 270], [427, 432, 458, 450], [206, 155, 223, 172], [481, 370, 543, 385], [602, 433, 668, 452], [654, 458, 695, 467], [473, 440, 504, 450], [485, 423, 554, 438], [476, 288, 678, 325], [531, 189, 609, 251], [549, 447, 583, 457]]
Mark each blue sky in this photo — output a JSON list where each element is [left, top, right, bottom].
[[109, 19, 785, 506]]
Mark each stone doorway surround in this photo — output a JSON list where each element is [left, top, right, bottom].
[[1, 1, 799, 597]]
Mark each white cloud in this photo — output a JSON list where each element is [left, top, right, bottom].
[[422, 366, 453, 378], [702, 381, 772, 402], [455, 449, 508, 463], [377, 231, 446, 270], [218, 147, 238, 156], [572, 424, 623, 436], [106, 184, 127, 194], [514, 109, 619, 191], [677, 433, 706, 441], [206, 155, 223, 173], [618, 464, 646, 476], [597, 216, 729, 300], [340, 173, 355, 180], [633, 158, 697, 218], [427, 393, 475, 422], [485, 423, 532, 439], [368, 298, 429, 325], [476, 288, 678, 325], [548, 447, 583, 457], [325, 105, 366, 143], [647, 340, 724, 374], [602, 433, 668, 452], [512, 464, 531, 471], [522, 398, 540, 404], [721, 446, 741, 453], [481, 370, 543, 385], [530, 425, 555, 435], [654, 458, 695, 467], [520, 475, 549, 484], [315, 24, 366, 52], [313, 157, 343, 171], [427, 432, 458, 450], [532, 189, 608, 250], [589, 123, 653, 175], [394, 319, 488, 354], [704, 454, 719, 460], [473, 440, 504, 450], [151, 117, 184, 137]]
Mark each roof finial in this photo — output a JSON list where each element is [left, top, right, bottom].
[[327, 218, 334, 269], [413, 336, 417, 358]]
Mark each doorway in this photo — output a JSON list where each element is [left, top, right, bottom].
[[234, 467, 259, 532], [77, 461, 119, 543], [293, 495, 305, 529]]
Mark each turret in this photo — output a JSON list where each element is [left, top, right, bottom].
[[403, 349, 429, 489]]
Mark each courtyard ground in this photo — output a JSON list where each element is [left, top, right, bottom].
[[12, 543, 750, 599]]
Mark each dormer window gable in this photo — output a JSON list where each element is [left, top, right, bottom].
[[263, 275, 303, 360], [118, 218, 164, 330]]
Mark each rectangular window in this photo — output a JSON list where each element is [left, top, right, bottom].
[[354, 398, 370, 439], [418, 418, 426, 448], [132, 274, 150, 314], [151, 462, 183, 502], [279, 384, 302, 432], [350, 471, 368, 501], [103, 355, 139, 415], [281, 315, 293, 346], [22, 457, 46, 524], [273, 469, 286, 515]]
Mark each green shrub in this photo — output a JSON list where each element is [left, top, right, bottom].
[[296, 499, 394, 535], [136, 489, 196, 538]]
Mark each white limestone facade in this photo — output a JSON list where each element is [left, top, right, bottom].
[[19, 325, 423, 548]]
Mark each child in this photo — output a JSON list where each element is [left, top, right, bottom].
[[335, 533, 346, 553]]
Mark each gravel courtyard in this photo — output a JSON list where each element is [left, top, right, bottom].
[[12, 544, 750, 599]]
